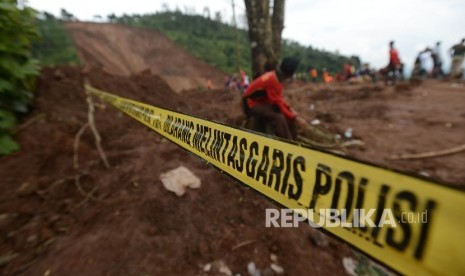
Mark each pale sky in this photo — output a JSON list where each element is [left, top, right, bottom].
[[28, 0, 465, 72]]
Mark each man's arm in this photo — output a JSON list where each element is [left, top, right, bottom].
[[266, 89, 296, 119]]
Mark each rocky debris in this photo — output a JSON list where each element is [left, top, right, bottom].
[[343, 257, 357, 276], [309, 231, 329, 248], [247, 262, 260, 276], [159, 166, 201, 196], [270, 263, 284, 274]]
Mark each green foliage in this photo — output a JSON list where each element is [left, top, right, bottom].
[[282, 40, 361, 75], [0, 0, 40, 155], [114, 11, 361, 76], [32, 12, 80, 65]]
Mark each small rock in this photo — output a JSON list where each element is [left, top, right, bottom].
[[310, 231, 329, 248], [270, 264, 284, 274], [310, 119, 320, 125], [247, 262, 260, 276], [203, 263, 212, 272], [419, 171, 430, 177], [160, 166, 201, 197], [217, 260, 233, 276], [342, 257, 357, 276], [445, 122, 452, 128], [270, 254, 278, 263], [344, 128, 353, 138]]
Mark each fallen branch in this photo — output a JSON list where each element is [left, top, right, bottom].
[[73, 122, 99, 202], [390, 143, 465, 160], [86, 94, 110, 168], [73, 122, 89, 170], [15, 113, 46, 132], [232, 239, 255, 251], [75, 186, 99, 209]]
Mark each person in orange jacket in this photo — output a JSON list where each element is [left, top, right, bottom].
[[322, 68, 334, 83], [242, 57, 304, 140]]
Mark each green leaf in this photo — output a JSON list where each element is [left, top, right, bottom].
[[0, 79, 14, 93], [0, 134, 20, 155], [0, 3, 15, 11], [0, 110, 17, 129]]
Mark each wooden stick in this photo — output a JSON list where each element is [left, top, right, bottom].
[[390, 144, 465, 160], [86, 95, 110, 168], [73, 123, 89, 170], [232, 239, 255, 251], [73, 122, 99, 202]]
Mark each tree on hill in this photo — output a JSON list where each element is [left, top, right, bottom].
[[60, 8, 74, 21], [244, 0, 285, 78]]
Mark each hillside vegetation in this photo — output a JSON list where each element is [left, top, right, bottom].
[[33, 11, 361, 76]]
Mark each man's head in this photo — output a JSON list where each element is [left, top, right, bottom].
[[279, 57, 299, 78], [462, 38, 465, 44], [389, 40, 395, 48]]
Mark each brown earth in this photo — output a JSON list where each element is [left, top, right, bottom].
[[66, 22, 225, 93], [0, 66, 353, 276], [287, 80, 465, 186], [1, 21, 465, 276]]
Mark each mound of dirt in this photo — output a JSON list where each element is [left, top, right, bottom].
[[0, 66, 352, 275], [66, 22, 225, 93]]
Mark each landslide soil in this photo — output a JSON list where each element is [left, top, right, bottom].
[[0, 67, 352, 276], [66, 22, 225, 93]]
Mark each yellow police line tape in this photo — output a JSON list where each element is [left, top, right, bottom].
[[85, 83, 465, 276]]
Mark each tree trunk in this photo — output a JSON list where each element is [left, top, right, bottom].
[[244, 0, 285, 79], [271, 0, 285, 56]]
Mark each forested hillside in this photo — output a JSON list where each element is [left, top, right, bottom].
[[33, 11, 361, 75], [32, 12, 80, 65]]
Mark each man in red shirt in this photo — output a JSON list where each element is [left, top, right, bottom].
[[386, 40, 403, 85], [242, 57, 301, 140]]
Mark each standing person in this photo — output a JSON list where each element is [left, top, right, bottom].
[[310, 67, 318, 82], [206, 78, 212, 90], [411, 49, 430, 79], [449, 38, 465, 79], [432, 41, 444, 78], [243, 74, 249, 90], [386, 40, 403, 85], [322, 68, 334, 83], [242, 57, 303, 140]]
